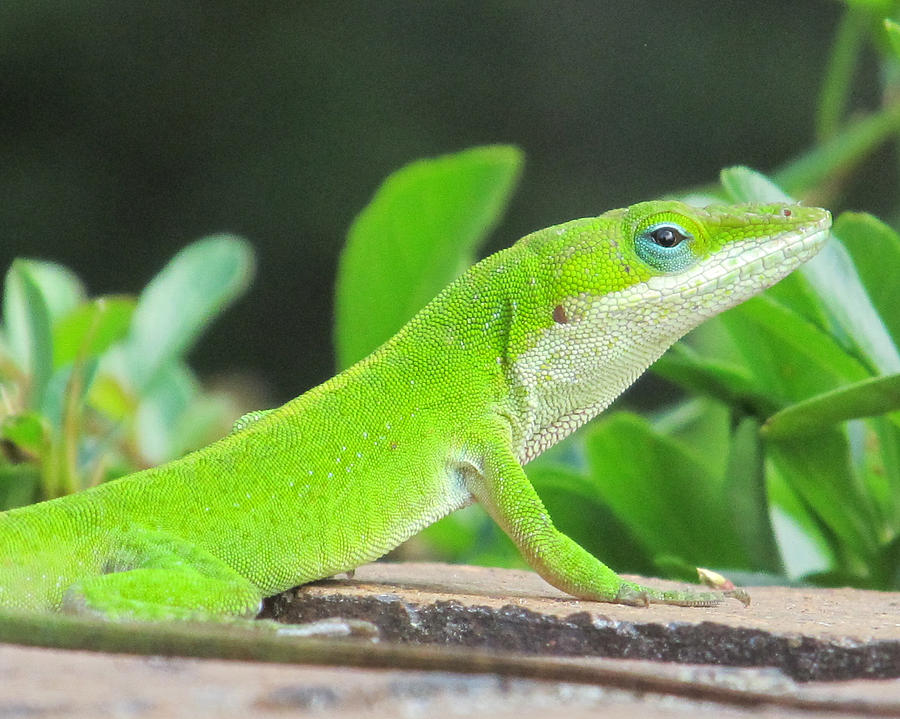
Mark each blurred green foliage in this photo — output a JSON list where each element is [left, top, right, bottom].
[[0, 237, 254, 506], [0, 2, 850, 399]]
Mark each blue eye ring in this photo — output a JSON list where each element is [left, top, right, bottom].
[[635, 222, 695, 273]]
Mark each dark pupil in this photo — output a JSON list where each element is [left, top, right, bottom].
[[651, 226, 683, 248]]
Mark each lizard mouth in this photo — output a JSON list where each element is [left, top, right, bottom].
[[645, 218, 831, 302]]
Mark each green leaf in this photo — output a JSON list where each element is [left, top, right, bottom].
[[768, 431, 879, 572], [3, 261, 53, 408], [873, 534, 900, 590], [720, 294, 870, 403], [0, 412, 49, 458], [0, 464, 40, 511], [39, 358, 100, 431], [865, 417, 900, 532], [804, 235, 900, 375], [775, 104, 900, 194], [815, 7, 869, 141], [418, 506, 522, 568], [651, 398, 732, 479], [53, 296, 135, 368], [884, 18, 900, 60], [723, 418, 782, 572], [833, 212, 900, 347], [334, 145, 523, 369], [720, 165, 787, 204], [87, 372, 135, 423], [763, 373, 900, 440], [582, 412, 749, 569], [679, 190, 728, 207], [762, 268, 831, 331], [21, 261, 85, 323], [768, 478, 833, 577], [168, 391, 235, 458], [529, 462, 656, 575], [125, 235, 255, 392], [720, 166, 899, 375], [134, 362, 198, 464], [652, 343, 777, 416]]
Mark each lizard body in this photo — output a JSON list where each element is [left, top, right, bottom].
[[0, 200, 831, 619]]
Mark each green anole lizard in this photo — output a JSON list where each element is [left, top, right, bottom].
[[0, 200, 831, 623]]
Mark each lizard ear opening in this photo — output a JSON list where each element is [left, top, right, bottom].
[[552, 305, 569, 324]]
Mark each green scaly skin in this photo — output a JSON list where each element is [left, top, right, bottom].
[[0, 201, 831, 622]]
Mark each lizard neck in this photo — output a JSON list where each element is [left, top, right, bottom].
[[508, 284, 678, 464]]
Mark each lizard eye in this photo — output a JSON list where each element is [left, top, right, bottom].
[[649, 226, 685, 248], [635, 222, 695, 273]]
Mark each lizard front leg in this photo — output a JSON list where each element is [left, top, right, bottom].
[[460, 421, 748, 607]]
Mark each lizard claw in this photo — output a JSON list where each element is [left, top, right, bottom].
[[723, 588, 751, 607]]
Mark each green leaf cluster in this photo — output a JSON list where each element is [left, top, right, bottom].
[[648, 167, 900, 588], [0, 237, 254, 506]]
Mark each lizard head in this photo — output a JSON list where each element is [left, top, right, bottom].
[[618, 200, 831, 303], [545, 200, 832, 308], [509, 200, 831, 461]]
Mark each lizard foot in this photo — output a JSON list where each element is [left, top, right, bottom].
[[615, 582, 750, 607]]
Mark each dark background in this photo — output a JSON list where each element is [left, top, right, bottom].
[[0, 2, 883, 403]]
